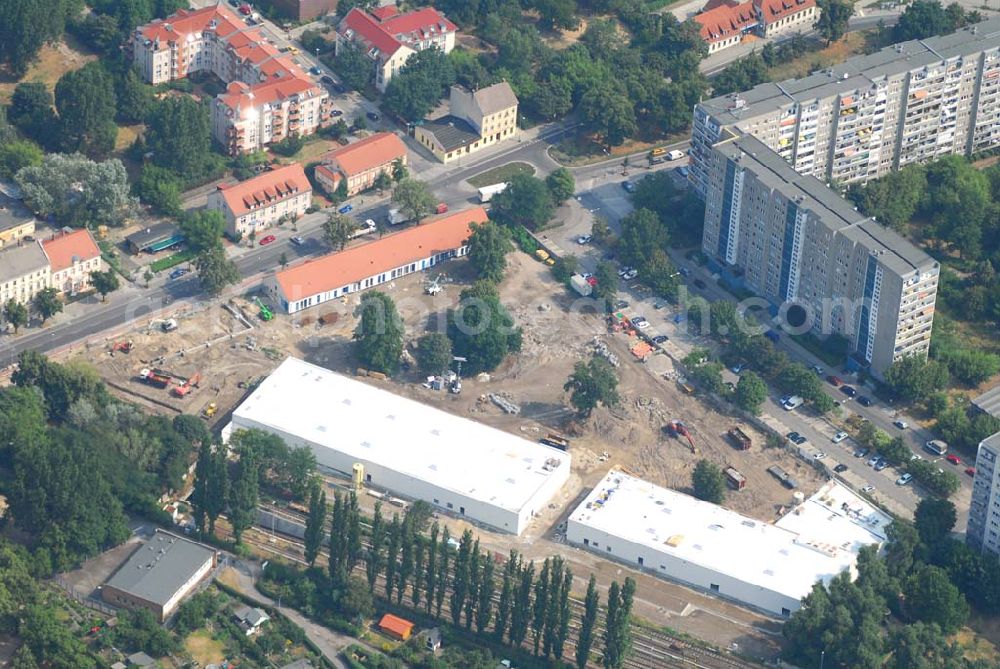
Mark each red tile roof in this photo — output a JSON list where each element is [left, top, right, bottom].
[[274, 207, 487, 300], [216, 163, 310, 217], [754, 0, 815, 22], [338, 7, 456, 59], [219, 77, 316, 118], [694, 1, 758, 43], [138, 5, 243, 44], [378, 614, 414, 639], [42, 229, 100, 272], [370, 5, 400, 20], [322, 132, 407, 178]]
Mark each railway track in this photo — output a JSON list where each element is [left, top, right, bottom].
[[248, 505, 759, 669]]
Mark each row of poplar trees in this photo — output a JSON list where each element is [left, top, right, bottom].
[[303, 484, 636, 669]]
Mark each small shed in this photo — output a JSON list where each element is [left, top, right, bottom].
[[127, 652, 157, 668], [125, 222, 183, 254], [378, 613, 415, 640], [233, 605, 270, 635], [424, 627, 442, 651]]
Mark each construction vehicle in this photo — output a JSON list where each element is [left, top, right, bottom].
[[540, 433, 570, 451], [110, 340, 133, 355], [664, 420, 697, 453], [724, 466, 746, 490], [425, 278, 443, 296], [138, 368, 171, 389], [570, 274, 592, 297], [727, 427, 752, 451], [254, 297, 273, 321], [767, 465, 797, 489], [477, 182, 508, 203], [172, 372, 202, 397], [201, 403, 218, 419], [161, 318, 179, 332]]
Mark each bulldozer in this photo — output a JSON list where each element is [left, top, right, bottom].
[[201, 402, 218, 420], [664, 419, 697, 454]]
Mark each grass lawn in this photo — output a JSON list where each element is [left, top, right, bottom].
[[115, 124, 143, 153], [0, 36, 98, 104], [467, 161, 535, 188], [290, 137, 338, 164], [184, 630, 226, 666], [550, 129, 688, 167], [767, 32, 870, 81], [149, 249, 195, 273]]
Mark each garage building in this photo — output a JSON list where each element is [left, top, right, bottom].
[[566, 469, 890, 616], [225, 357, 571, 535]]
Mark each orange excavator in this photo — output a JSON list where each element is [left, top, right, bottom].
[[110, 340, 133, 355], [171, 372, 202, 398], [665, 419, 697, 454]]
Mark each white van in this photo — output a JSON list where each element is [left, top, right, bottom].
[[782, 396, 804, 411], [667, 149, 686, 161], [925, 440, 948, 456]]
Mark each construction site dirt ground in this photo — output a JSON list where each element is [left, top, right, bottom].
[[68, 251, 823, 660]]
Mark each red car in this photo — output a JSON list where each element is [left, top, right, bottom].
[[826, 375, 843, 386], [239, 3, 252, 15], [259, 234, 276, 245], [946, 454, 961, 465], [966, 467, 977, 477]]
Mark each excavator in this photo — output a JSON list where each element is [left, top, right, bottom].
[[172, 372, 202, 398], [664, 419, 697, 454], [254, 297, 273, 322]]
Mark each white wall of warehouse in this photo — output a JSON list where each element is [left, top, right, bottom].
[[566, 520, 799, 616], [229, 418, 570, 535]]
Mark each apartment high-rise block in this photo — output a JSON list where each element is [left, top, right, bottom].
[[702, 132, 939, 378], [968, 432, 1000, 556], [690, 17, 1000, 195], [132, 5, 333, 154]]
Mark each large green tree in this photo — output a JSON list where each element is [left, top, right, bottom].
[[580, 80, 637, 147], [545, 167, 575, 204], [490, 173, 555, 231], [3, 299, 29, 333], [691, 459, 726, 504], [228, 448, 259, 545], [447, 281, 522, 373], [0, 0, 77, 77], [466, 221, 511, 283], [815, 0, 854, 44], [884, 355, 949, 403], [144, 96, 217, 181], [194, 246, 239, 296], [734, 371, 767, 414], [180, 210, 225, 254], [304, 481, 327, 567], [564, 355, 620, 418], [914, 498, 957, 547], [330, 41, 373, 92], [31, 288, 62, 325], [384, 47, 456, 120], [88, 270, 119, 302], [0, 140, 43, 180], [55, 61, 118, 158], [322, 212, 356, 251], [415, 333, 452, 376], [8, 83, 58, 148], [391, 178, 437, 223], [354, 291, 405, 375], [904, 565, 969, 633], [16, 153, 133, 227]]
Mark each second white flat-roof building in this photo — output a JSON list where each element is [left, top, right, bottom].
[[225, 357, 570, 535], [566, 470, 890, 616]]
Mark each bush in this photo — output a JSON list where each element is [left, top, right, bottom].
[[271, 135, 305, 157]]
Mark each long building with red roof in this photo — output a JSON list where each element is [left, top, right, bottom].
[[132, 4, 333, 154], [208, 163, 311, 238], [266, 207, 486, 314], [336, 5, 457, 91], [693, 0, 817, 53], [314, 132, 408, 196]]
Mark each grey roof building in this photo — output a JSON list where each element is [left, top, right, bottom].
[[102, 530, 216, 621], [127, 652, 157, 667], [689, 16, 1000, 195], [701, 131, 939, 379], [0, 240, 50, 307], [418, 116, 481, 153], [973, 386, 1000, 419], [0, 193, 35, 248], [125, 222, 184, 254]]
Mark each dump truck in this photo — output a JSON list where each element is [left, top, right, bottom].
[[725, 466, 747, 491], [727, 427, 752, 451], [570, 274, 592, 297], [139, 368, 171, 389], [172, 372, 202, 397], [540, 433, 570, 450]]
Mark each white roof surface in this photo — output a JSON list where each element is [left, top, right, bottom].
[[570, 471, 890, 602], [233, 357, 568, 513]]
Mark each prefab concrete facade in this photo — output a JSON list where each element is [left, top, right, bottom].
[[225, 358, 570, 535]]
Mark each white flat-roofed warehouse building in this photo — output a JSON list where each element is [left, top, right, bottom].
[[566, 470, 889, 616], [225, 358, 570, 535]]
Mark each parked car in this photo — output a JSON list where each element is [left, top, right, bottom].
[[855, 447, 870, 458], [338, 204, 353, 214], [730, 362, 748, 374], [857, 396, 874, 407], [679, 267, 691, 277], [290, 236, 305, 246], [867, 454, 881, 467], [895, 473, 913, 486], [577, 234, 593, 245], [321, 75, 335, 85], [840, 385, 857, 398], [893, 419, 909, 429], [832, 431, 848, 443], [367, 111, 381, 121], [678, 166, 690, 177], [861, 485, 875, 493], [834, 464, 849, 473], [827, 375, 843, 386], [617, 266, 634, 278], [786, 432, 807, 446], [622, 269, 638, 281], [259, 234, 277, 245], [613, 300, 629, 310], [652, 335, 668, 344], [782, 396, 804, 411], [811, 365, 824, 375], [966, 467, 977, 477], [946, 454, 962, 465], [331, 109, 343, 117], [813, 451, 827, 460], [874, 459, 889, 472], [309, 66, 322, 75], [621, 181, 636, 193], [169, 268, 189, 280]]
